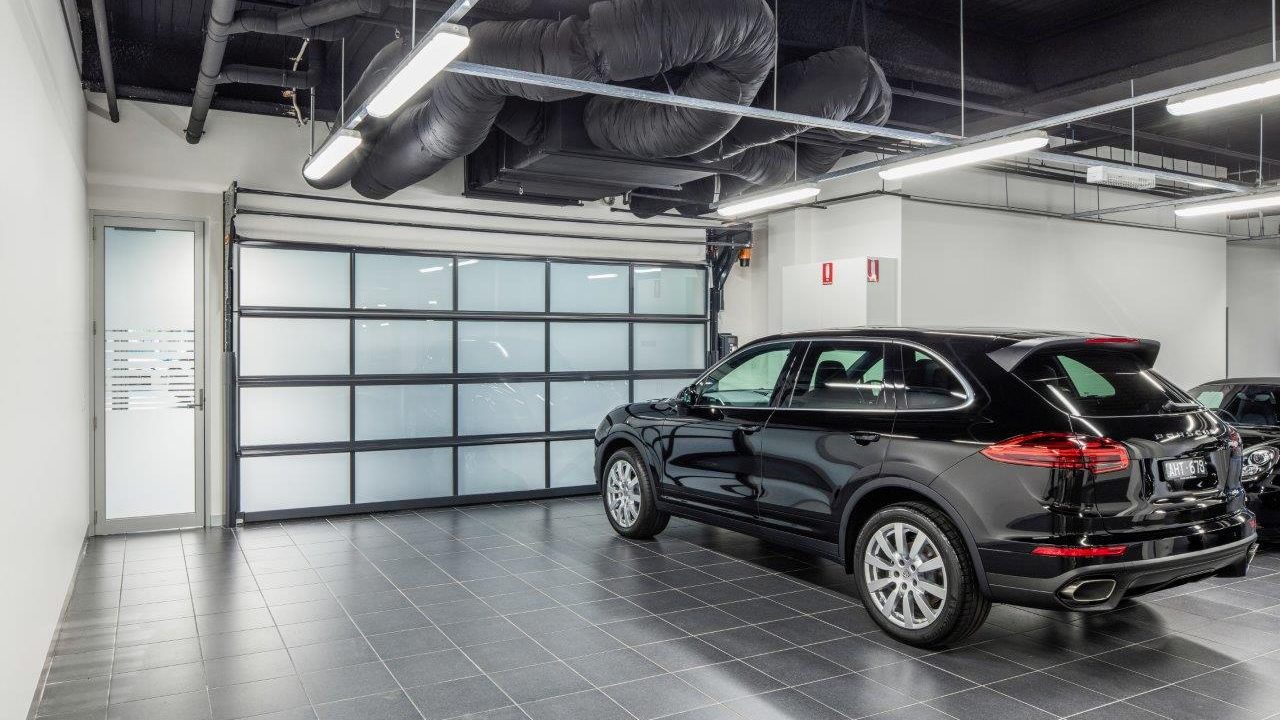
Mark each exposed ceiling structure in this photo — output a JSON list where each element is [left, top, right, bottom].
[[75, 0, 1280, 209]]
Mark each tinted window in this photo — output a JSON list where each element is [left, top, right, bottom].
[[902, 349, 968, 410], [788, 343, 892, 410], [695, 344, 792, 407], [1191, 384, 1228, 409], [1014, 349, 1189, 417], [1220, 385, 1280, 426]]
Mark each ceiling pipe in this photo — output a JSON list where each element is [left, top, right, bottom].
[[185, 0, 417, 144], [89, 0, 119, 122]]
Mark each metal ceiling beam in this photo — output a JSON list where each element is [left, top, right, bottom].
[[443, 62, 945, 145], [964, 61, 1280, 144], [89, 0, 119, 122]]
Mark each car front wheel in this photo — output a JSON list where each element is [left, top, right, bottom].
[[853, 501, 989, 647], [601, 448, 669, 539]]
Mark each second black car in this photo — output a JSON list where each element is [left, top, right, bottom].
[[595, 328, 1256, 647]]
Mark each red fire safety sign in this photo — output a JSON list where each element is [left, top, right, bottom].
[[821, 262, 834, 285], [867, 257, 881, 283]]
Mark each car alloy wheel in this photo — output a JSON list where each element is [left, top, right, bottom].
[[606, 458, 642, 528], [863, 521, 948, 630]]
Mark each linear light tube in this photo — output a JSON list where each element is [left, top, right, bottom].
[[366, 24, 470, 119], [716, 185, 821, 218], [1167, 72, 1280, 116], [1174, 190, 1280, 217], [878, 131, 1050, 181], [302, 129, 362, 181]]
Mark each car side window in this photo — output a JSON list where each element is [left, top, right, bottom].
[[901, 348, 969, 410], [1194, 386, 1227, 409], [694, 344, 793, 408], [788, 342, 892, 410], [1225, 385, 1280, 426]]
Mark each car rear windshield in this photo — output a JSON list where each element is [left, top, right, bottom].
[[1012, 348, 1191, 417]]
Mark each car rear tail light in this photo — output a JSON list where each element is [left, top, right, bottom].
[[981, 432, 1130, 473], [1032, 545, 1127, 557], [1084, 336, 1139, 345]]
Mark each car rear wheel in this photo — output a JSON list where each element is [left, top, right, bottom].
[[602, 448, 669, 539], [854, 502, 989, 647]]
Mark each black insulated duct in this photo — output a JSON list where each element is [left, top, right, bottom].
[[629, 45, 893, 217], [348, 0, 777, 199]]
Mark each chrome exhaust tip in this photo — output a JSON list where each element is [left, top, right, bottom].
[[1059, 578, 1116, 604]]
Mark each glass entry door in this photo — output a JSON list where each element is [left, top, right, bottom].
[[94, 217, 205, 533]]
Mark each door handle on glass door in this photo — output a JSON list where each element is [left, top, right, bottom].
[[850, 431, 880, 445]]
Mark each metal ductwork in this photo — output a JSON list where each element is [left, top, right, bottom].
[[337, 0, 778, 199], [186, 0, 411, 144], [629, 45, 893, 217]]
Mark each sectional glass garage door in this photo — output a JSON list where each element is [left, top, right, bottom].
[[232, 241, 708, 520]]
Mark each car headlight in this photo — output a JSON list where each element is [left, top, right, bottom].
[[1242, 446, 1280, 481]]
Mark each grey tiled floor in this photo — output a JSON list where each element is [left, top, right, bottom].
[[31, 495, 1280, 720]]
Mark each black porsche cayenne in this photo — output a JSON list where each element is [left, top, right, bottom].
[[594, 328, 1257, 647]]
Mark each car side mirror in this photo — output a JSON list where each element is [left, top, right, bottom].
[[676, 385, 698, 405]]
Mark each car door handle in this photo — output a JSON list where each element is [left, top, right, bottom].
[[850, 431, 881, 445], [738, 424, 764, 436]]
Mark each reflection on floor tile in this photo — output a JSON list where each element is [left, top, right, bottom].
[[30, 496, 1280, 719]]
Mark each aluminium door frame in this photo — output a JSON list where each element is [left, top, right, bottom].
[[92, 215, 208, 535]]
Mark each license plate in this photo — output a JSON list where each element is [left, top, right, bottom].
[[1162, 457, 1209, 482]]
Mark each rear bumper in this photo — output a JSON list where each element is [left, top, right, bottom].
[[983, 513, 1256, 611]]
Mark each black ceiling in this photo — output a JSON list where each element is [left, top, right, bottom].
[[75, 0, 1280, 179]]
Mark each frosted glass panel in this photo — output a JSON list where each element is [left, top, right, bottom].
[[633, 266, 706, 315], [240, 453, 350, 512], [634, 323, 705, 370], [239, 318, 349, 376], [458, 321, 545, 373], [239, 247, 350, 308], [355, 254, 452, 310], [457, 259, 545, 311], [634, 377, 697, 402], [354, 320, 452, 374], [356, 448, 453, 503], [459, 443, 545, 495], [459, 382, 545, 435], [550, 380, 628, 431], [355, 385, 452, 440], [549, 323, 628, 371], [550, 263, 627, 313], [550, 440, 595, 488], [103, 226, 198, 520], [240, 386, 349, 446]]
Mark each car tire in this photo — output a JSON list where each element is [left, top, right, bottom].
[[601, 447, 670, 539], [853, 501, 989, 648]]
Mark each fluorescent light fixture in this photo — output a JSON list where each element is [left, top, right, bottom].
[[418, 266, 444, 273], [366, 24, 470, 118], [878, 131, 1050, 180], [457, 259, 479, 266], [716, 184, 821, 218], [1167, 71, 1280, 116], [1174, 190, 1280, 217], [302, 129, 362, 181], [633, 267, 662, 274], [586, 273, 618, 280]]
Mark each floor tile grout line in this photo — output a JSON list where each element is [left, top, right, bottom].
[[371, 509, 641, 720]]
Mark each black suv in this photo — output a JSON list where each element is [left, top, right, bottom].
[[1189, 378, 1280, 538], [594, 328, 1257, 647]]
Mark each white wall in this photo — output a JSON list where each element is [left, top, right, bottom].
[[900, 199, 1227, 387], [719, 164, 1235, 389], [1227, 241, 1280, 378], [0, 0, 91, 715]]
